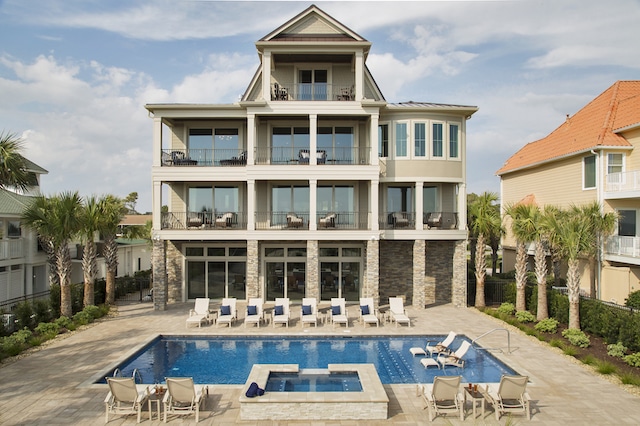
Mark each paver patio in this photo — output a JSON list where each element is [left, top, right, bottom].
[[1, 301, 639, 425]]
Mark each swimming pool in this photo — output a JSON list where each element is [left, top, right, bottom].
[[100, 335, 516, 385]]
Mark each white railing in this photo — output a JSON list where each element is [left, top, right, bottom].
[[606, 170, 640, 193], [605, 235, 640, 258], [0, 239, 24, 260]]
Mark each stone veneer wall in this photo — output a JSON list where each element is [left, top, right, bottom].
[[378, 241, 414, 305], [152, 240, 167, 311], [246, 240, 259, 298], [306, 240, 319, 299], [165, 240, 183, 303], [365, 240, 379, 303], [412, 240, 426, 308], [452, 240, 467, 307], [424, 240, 458, 306]]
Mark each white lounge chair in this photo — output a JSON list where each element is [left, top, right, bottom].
[[359, 297, 379, 327], [410, 331, 457, 357], [330, 298, 349, 328], [244, 298, 264, 328], [163, 377, 207, 423], [186, 298, 211, 328], [485, 375, 531, 420], [437, 340, 471, 368], [216, 298, 237, 327], [105, 377, 151, 423], [420, 375, 464, 422], [272, 297, 290, 327], [389, 297, 410, 327], [300, 297, 318, 327]]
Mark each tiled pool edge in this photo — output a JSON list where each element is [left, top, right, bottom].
[[240, 363, 389, 420]]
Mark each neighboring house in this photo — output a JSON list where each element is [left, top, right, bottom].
[[0, 160, 49, 310], [497, 80, 640, 303], [117, 214, 152, 237], [146, 5, 477, 309]]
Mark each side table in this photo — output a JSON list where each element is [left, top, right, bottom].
[[149, 389, 164, 420], [464, 387, 485, 419]]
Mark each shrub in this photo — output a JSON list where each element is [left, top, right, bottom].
[[73, 311, 93, 326], [626, 290, 640, 309], [607, 342, 628, 358], [549, 338, 564, 348], [620, 373, 640, 386], [54, 316, 75, 331], [562, 328, 590, 348], [515, 310, 536, 323], [32, 299, 53, 325], [535, 318, 559, 333], [35, 322, 60, 339], [83, 305, 102, 320], [13, 301, 36, 330], [624, 352, 640, 368], [563, 346, 578, 357], [497, 303, 515, 315], [549, 291, 569, 324], [581, 354, 596, 365], [594, 360, 617, 375]]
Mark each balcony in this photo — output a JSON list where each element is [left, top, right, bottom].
[[271, 83, 354, 101], [256, 212, 309, 230], [381, 212, 415, 230], [605, 235, 640, 260], [161, 149, 246, 167], [423, 211, 459, 230], [605, 171, 640, 198], [255, 211, 369, 230], [161, 212, 246, 230], [255, 147, 370, 165], [0, 239, 23, 260], [379, 211, 459, 230]]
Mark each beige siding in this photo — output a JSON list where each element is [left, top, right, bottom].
[[623, 128, 640, 171], [290, 15, 340, 35], [601, 265, 640, 304], [171, 124, 185, 149]]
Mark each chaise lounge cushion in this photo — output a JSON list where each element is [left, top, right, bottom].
[[331, 305, 341, 315], [360, 305, 370, 315], [302, 305, 312, 315], [247, 305, 257, 316], [220, 305, 231, 316], [274, 305, 284, 316]]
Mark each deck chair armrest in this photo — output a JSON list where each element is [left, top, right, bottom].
[[162, 391, 171, 405], [189, 309, 196, 316], [523, 392, 532, 402], [104, 391, 114, 404], [136, 386, 150, 403]]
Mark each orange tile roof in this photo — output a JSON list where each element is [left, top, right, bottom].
[[497, 81, 640, 175]]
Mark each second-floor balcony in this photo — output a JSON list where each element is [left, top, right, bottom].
[[605, 235, 640, 259], [255, 147, 370, 165], [380, 211, 459, 230], [162, 149, 246, 167], [161, 212, 247, 230], [605, 170, 640, 196], [0, 238, 23, 260]]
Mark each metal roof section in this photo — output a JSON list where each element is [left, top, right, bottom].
[[0, 188, 34, 215]]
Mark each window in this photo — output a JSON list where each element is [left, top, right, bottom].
[[423, 186, 439, 214], [584, 155, 597, 189], [378, 124, 389, 157], [395, 123, 408, 157], [432, 123, 444, 158], [608, 153, 623, 174], [449, 124, 459, 159], [414, 123, 426, 157], [272, 185, 309, 225], [8, 221, 21, 238], [618, 209, 636, 237], [272, 127, 309, 163], [318, 127, 354, 163], [298, 69, 328, 100], [387, 187, 413, 213]]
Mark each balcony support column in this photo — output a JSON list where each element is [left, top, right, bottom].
[[247, 114, 255, 165], [152, 181, 162, 233], [457, 183, 466, 230], [371, 180, 379, 231], [310, 179, 317, 231], [306, 240, 319, 299], [412, 239, 426, 309], [370, 114, 379, 166], [365, 239, 380, 305], [262, 51, 272, 101], [152, 239, 167, 311], [415, 181, 423, 230], [247, 179, 255, 231], [310, 114, 317, 165], [355, 51, 364, 101], [152, 116, 162, 167]]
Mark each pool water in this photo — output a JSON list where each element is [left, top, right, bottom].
[[100, 335, 516, 385], [265, 371, 363, 392]]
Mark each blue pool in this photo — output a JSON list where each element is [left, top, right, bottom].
[[100, 335, 516, 385], [266, 371, 363, 392]]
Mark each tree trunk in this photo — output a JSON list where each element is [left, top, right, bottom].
[[589, 257, 597, 299], [104, 234, 118, 305], [515, 241, 527, 312], [535, 241, 549, 320], [82, 240, 98, 307], [57, 244, 73, 318], [474, 233, 486, 308], [567, 259, 581, 330]]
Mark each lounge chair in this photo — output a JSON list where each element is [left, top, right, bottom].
[[286, 212, 303, 228], [163, 377, 207, 423], [485, 375, 531, 420], [389, 297, 410, 327], [244, 298, 264, 328], [330, 297, 349, 328], [300, 297, 318, 327], [318, 212, 336, 228], [359, 297, 379, 327], [272, 297, 290, 327], [186, 298, 211, 328], [420, 375, 464, 422], [410, 331, 456, 357], [216, 298, 237, 327], [437, 340, 471, 368], [105, 377, 151, 423]]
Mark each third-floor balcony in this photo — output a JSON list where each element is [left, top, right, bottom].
[[605, 235, 640, 261], [605, 170, 640, 198], [162, 149, 246, 167], [271, 83, 354, 101], [0, 238, 23, 260]]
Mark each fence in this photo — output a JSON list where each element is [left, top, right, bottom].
[[114, 277, 152, 303], [467, 276, 514, 306]]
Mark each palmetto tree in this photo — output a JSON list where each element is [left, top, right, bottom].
[[21, 195, 59, 290], [100, 195, 125, 305], [469, 192, 502, 308], [0, 131, 32, 192], [80, 196, 102, 307]]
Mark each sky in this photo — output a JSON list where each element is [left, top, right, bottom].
[[1, 0, 639, 213]]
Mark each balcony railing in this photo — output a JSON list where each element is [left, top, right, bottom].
[[606, 170, 640, 193], [161, 212, 246, 230], [379, 211, 459, 230], [423, 211, 459, 230], [605, 235, 640, 259], [0, 239, 24, 260], [272, 83, 354, 101], [254, 211, 368, 230], [161, 149, 246, 167], [255, 212, 310, 230], [316, 211, 368, 230], [255, 147, 370, 165], [381, 211, 415, 230]]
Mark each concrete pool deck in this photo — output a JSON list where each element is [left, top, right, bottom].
[[1, 301, 640, 425]]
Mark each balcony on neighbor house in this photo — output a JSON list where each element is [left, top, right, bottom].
[[161, 211, 247, 230], [0, 239, 24, 260], [161, 149, 246, 167], [605, 235, 640, 260], [254, 146, 370, 165], [271, 83, 354, 101], [605, 171, 640, 197]]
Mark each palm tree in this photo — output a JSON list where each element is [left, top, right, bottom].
[[80, 196, 102, 307], [546, 206, 592, 330], [469, 192, 502, 308], [505, 203, 537, 312], [0, 131, 32, 192], [573, 202, 616, 299], [100, 195, 125, 305], [21, 195, 59, 289]]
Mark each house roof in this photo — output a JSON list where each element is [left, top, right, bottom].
[[0, 189, 34, 216], [386, 100, 478, 114], [497, 80, 640, 176], [119, 214, 152, 226]]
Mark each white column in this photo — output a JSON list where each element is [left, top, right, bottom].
[[310, 179, 317, 231], [371, 180, 379, 231], [152, 117, 162, 167], [247, 114, 255, 165], [152, 181, 162, 232], [355, 51, 364, 100], [370, 113, 379, 166], [247, 179, 256, 230], [457, 183, 466, 230], [415, 181, 423, 230], [262, 51, 272, 101], [310, 114, 317, 165]]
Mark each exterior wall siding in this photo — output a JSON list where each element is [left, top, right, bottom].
[[378, 241, 413, 305]]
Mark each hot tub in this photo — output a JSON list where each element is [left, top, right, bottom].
[[266, 369, 363, 392], [240, 364, 388, 420]]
